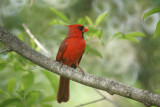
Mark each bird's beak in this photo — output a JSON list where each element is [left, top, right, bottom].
[[83, 27, 89, 33]]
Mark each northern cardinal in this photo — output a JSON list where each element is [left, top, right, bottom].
[[56, 24, 89, 103]]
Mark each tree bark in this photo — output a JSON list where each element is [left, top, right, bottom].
[[0, 25, 160, 107]]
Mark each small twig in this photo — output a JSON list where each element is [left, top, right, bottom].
[[30, 0, 34, 6], [95, 89, 120, 107], [74, 98, 105, 107], [0, 48, 12, 54], [22, 23, 51, 57]]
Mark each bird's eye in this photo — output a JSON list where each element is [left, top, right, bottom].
[[77, 26, 84, 31]]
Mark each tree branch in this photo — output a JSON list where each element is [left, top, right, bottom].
[[22, 23, 51, 57], [0, 25, 160, 107], [95, 89, 120, 107], [74, 98, 105, 107], [0, 48, 12, 54]]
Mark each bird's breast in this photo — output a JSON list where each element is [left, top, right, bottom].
[[62, 38, 85, 65]]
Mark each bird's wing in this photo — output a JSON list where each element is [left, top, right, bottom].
[[71, 51, 85, 68], [78, 51, 84, 64], [56, 39, 68, 62]]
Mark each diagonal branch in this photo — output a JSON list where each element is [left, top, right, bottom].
[[74, 98, 105, 107], [22, 23, 51, 57], [0, 48, 12, 54], [74, 89, 120, 107], [95, 89, 120, 107], [0, 25, 160, 107]]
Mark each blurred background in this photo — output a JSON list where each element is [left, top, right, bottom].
[[0, 0, 160, 107]]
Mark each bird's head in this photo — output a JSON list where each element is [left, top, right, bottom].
[[66, 24, 89, 38]]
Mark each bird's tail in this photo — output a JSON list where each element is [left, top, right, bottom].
[[57, 76, 70, 103]]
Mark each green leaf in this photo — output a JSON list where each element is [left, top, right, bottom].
[[85, 44, 102, 58], [94, 29, 103, 38], [50, 7, 69, 23], [85, 16, 93, 26], [7, 77, 16, 95], [42, 70, 59, 92], [0, 89, 7, 95], [95, 11, 108, 26], [143, 7, 160, 21], [113, 32, 124, 38], [86, 27, 103, 38], [42, 104, 53, 107], [123, 36, 138, 43], [153, 20, 160, 38], [0, 98, 22, 107], [87, 28, 98, 34], [155, 89, 160, 94], [17, 33, 24, 41], [0, 63, 7, 71], [125, 32, 145, 37], [36, 46, 41, 52], [13, 63, 25, 72], [16, 90, 25, 98], [26, 92, 39, 106], [42, 95, 56, 102], [50, 19, 66, 26], [98, 29, 103, 38], [113, 32, 145, 42], [21, 71, 34, 91], [77, 18, 86, 25], [30, 39, 36, 49]]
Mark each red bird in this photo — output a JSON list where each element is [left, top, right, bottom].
[[56, 24, 89, 103]]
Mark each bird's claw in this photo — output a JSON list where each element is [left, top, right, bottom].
[[77, 66, 85, 76]]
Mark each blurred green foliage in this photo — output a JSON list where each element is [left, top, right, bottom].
[[113, 32, 145, 43], [0, 0, 160, 107], [143, 7, 160, 38]]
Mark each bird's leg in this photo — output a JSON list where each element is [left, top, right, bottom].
[[76, 63, 85, 75], [77, 65, 84, 73], [59, 61, 64, 69]]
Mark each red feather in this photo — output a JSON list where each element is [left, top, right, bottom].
[[56, 24, 89, 103]]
